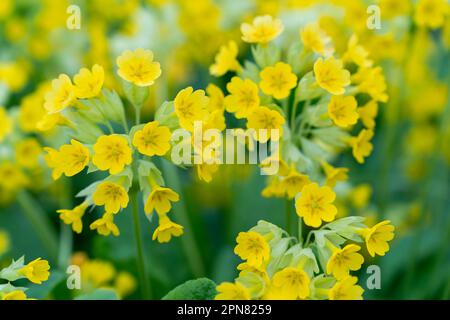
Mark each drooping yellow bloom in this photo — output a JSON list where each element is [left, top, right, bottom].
[[328, 95, 359, 128], [174, 87, 209, 131], [152, 214, 184, 243], [90, 212, 120, 237], [93, 182, 129, 214], [15, 138, 42, 168], [241, 15, 284, 44], [352, 67, 388, 103], [57, 202, 88, 234], [81, 259, 116, 287], [116, 48, 161, 86], [144, 185, 180, 215], [328, 276, 364, 300], [234, 231, 270, 268], [44, 74, 76, 113], [361, 220, 395, 257], [19, 258, 50, 284], [210, 41, 241, 76], [215, 282, 251, 300], [414, 0, 449, 29], [44, 139, 90, 180], [358, 100, 378, 129], [73, 64, 105, 99], [1, 290, 28, 300], [322, 162, 348, 187], [0, 107, 12, 142], [196, 163, 219, 183], [92, 135, 132, 174], [133, 121, 171, 157], [259, 62, 298, 100], [343, 35, 373, 68], [224, 77, 260, 119], [280, 170, 311, 199], [266, 267, 310, 300], [300, 22, 334, 56], [349, 129, 374, 164], [246, 106, 285, 143], [115, 272, 137, 298], [206, 83, 225, 112], [314, 57, 350, 95], [326, 244, 364, 280], [295, 183, 337, 228]]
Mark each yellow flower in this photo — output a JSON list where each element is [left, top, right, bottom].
[[350, 184, 372, 209], [0, 162, 29, 192], [0, 230, 10, 256], [266, 267, 310, 300], [234, 231, 270, 268], [361, 220, 395, 257], [92, 135, 132, 175], [300, 22, 333, 56], [349, 129, 374, 164], [326, 244, 364, 280], [210, 41, 241, 76], [259, 62, 298, 100], [174, 87, 209, 131], [152, 214, 184, 243], [224, 77, 260, 119], [352, 67, 388, 103], [90, 212, 120, 237], [414, 0, 449, 29], [57, 202, 88, 234], [241, 15, 284, 44], [144, 185, 180, 215], [44, 139, 90, 180], [82, 259, 116, 287], [358, 100, 378, 129], [380, 0, 411, 19], [246, 106, 285, 143], [328, 95, 359, 128], [295, 182, 337, 228], [196, 163, 219, 183], [280, 170, 311, 199], [44, 74, 76, 113], [93, 182, 129, 214], [1, 290, 28, 300], [206, 84, 225, 111], [215, 282, 251, 300], [343, 35, 373, 68], [116, 48, 161, 86], [322, 162, 348, 188], [73, 64, 105, 99], [19, 258, 50, 284], [132, 121, 171, 156], [328, 276, 364, 300], [314, 57, 350, 95], [0, 106, 12, 142], [114, 272, 137, 298], [15, 138, 42, 168]]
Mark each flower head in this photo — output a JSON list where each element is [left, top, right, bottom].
[[343, 35, 373, 68], [73, 64, 104, 99], [246, 106, 285, 143], [19, 258, 50, 284], [259, 62, 298, 100], [358, 100, 378, 129], [352, 67, 388, 103], [90, 212, 120, 237], [266, 267, 310, 299], [132, 121, 171, 157], [92, 135, 132, 174], [295, 183, 337, 228], [350, 129, 374, 164], [300, 23, 334, 56], [234, 231, 270, 268], [328, 276, 364, 300], [361, 220, 395, 257], [152, 214, 184, 243], [314, 57, 350, 95], [328, 95, 359, 128], [215, 282, 251, 300], [44, 74, 76, 113], [280, 170, 311, 199], [174, 87, 209, 131], [225, 77, 260, 119], [210, 41, 241, 76], [15, 138, 42, 168], [144, 185, 180, 215], [93, 181, 129, 214], [241, 15, 284, 44], [57, 202, 88, 234], [117, 48, 161, 86], [326, 244, 364, 280], [323, 162, 348, 187]]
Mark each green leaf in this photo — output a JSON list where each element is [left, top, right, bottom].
[[122, 80, 149, 109], [75, 288, 119, 300], [162, 278, 217, 300]]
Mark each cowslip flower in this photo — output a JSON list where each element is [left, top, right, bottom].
[[414, 0, 449, 29], [90, 212, 120, 237], [322, 162, 348, 187], [300, 23, 334, 56], [15, 138, 42, 168], [234, 231, 270, 268], [174, 87, 209, 131], [352, 66, 388, 103], [314, 57, 350, 95], [210, 41, 241, 76], [93, 182, 129, 214], [327, 95, 359, 128], [92, 135, 132, 174], [144, 185, 180, 215], [343, 35, 373, 68], [116, 48, 161, 86], [0, 107, 12, 141], [266, 267, 310, 299], [349, 129, 374, 164], [44, 139, 90, 180], [246, 106, 285, 143], [224, 77, 260, 119], [280, 170, 311, 199], [1, 290, 28, 300], [358, 100, 378, 129], [152, 214, 184, 243], [215, 282, 251, 300], [295, 183, 337, 228], [73, 64, 105, 99], [0, 162, 29, 192], [44, 74, 76, 113], [259, 62, 298, 100], [328, 276, 364, 300], [18, 258, 50, 284], [326, 244, 364, 280], [57, 202, 88, 234], [132, 121, 171, 157], [360, 220, 395, 257], [206, 84, 225, 112], [241, 15, 284, 44]]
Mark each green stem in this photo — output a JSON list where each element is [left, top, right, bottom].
[[285, 200, 292, 235], [135, 106, 141, 125], [298, 217, 303, 245], [17, 191, 58, 263], [130, 189, 152, 299], [161, 160, 205, 277]]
